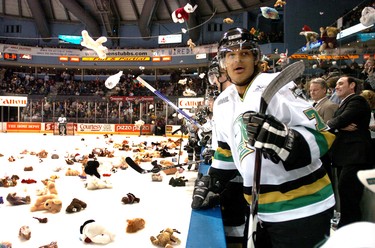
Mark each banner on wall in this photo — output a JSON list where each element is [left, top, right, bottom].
[[178, 97, 204, 109], [7, 122, 41, 131], [109, 96, 154, 102], [3, 122, 181, 136], [114, 124, 152, 134], [0, 43, 217, 58], [0, 96, 27, 106], [77, 123, 114, 132]]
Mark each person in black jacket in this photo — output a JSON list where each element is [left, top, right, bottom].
[[327, 76, 373, 228]]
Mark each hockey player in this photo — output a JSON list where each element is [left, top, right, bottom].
[[184, 117, 201, 171], [213, 27, 336, 247], [192, 57, 248, 247]]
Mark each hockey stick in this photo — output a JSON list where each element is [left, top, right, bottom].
[[247, 61, 305, 248], [125, 157, 204, 174], [136, 76, 203, 129]]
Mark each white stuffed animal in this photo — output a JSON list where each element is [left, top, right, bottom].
[[85, 175, 112, 190], [105, 71, 123, 89], [80, 220, 115, 244], [183, 88, 197, 96], [360, 7, 375, 27], [135, 119, 145, 127], [171, 3, 198, 23], [81, 30, 108, 59]]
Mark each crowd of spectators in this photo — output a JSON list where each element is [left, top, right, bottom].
[[1, 67, 207, 125], [2, 1, 374, 125]]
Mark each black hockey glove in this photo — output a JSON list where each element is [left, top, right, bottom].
[[242, 111, 294, 164], [191, 173, 220, 210], [244, 111, 312, 170]]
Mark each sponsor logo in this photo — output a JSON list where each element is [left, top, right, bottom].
[[217, 96, 229, 105], [115, 124, 151, 132], [79, 124, 102, 131], [253, 85, 265, 92]]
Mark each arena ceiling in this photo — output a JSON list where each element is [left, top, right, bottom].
[[0, 0, 274, 40]]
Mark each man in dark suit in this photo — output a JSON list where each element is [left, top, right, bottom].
[[327, 76, 372, 228]]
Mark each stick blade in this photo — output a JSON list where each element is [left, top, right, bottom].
[[261, 61, 305, 112], [125, 157, 145, 174]]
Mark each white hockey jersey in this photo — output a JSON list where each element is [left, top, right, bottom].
[[213, 72, 336, 223]]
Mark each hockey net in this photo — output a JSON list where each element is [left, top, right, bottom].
[[53, 122, 76, 136]]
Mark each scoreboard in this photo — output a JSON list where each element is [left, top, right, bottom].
[[3, 53, 17, 61]]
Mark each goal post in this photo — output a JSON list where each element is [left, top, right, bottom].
[[53, 122, 76, 135]]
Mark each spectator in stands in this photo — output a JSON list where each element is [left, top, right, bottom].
[[327, 76, 372, 228], [326, 76, 341, 104], [360, 89, 375, 165], [309, 77, 339, 123], [359, 57, 375, 90], [309, 77, 339, 182]]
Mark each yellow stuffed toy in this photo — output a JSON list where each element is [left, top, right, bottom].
[[150, 228, 181, 247], [187, 39, 196, 50], [30, 194, 62, 213], [274, 0, 286, 8], [223, 17, 234, 24]]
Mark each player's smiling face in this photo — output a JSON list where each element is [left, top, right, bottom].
[[224, 49, 256, 87]]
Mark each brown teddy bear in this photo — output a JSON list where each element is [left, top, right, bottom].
[[66, 198, 87, 213], [122, 193, 140, 204], [6, 192, 31, 205], [319, 26, 340, 52], [65, 168, 80, 176], [30, 194, 62, 213], [150, 228, 181, 247], [37, 150, 48, 158], [126, 218, 145, 233], [8, 155, 16, 162]]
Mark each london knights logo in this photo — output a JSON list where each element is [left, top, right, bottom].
[[234, 114, 255, 163]]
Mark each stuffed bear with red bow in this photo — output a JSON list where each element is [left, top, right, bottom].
[[171, 3, 198, 23]]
